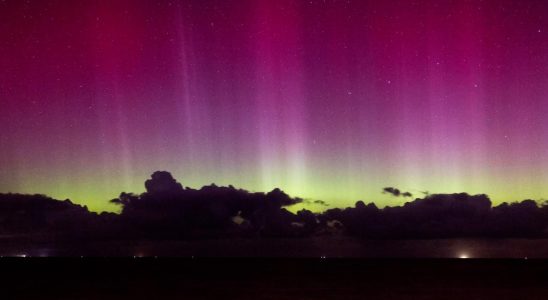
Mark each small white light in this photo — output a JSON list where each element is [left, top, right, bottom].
[[459, 254, 469, 259]]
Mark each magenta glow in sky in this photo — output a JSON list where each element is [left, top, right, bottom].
[[1, 0, 547, 212]]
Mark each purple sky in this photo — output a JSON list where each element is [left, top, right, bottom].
[[1, 0, 547, 212]]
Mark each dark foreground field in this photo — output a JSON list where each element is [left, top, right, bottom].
[[3, 238, 548, 299], [2, 258, 548, 299], [3, 237, 548, 258]]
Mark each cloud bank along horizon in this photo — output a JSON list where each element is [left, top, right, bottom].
[[1, 0, 547, 212]]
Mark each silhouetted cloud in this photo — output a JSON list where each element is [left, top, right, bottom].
[[0, 193, 118, 241], [2, 172, 548, 244], [302, 199, 329, 206], [314, 200, 329, 206], [322, 193, 548, 238], [383, 187, 413, 198], [144, 171, 184, 194], [109, 172, 308, 238], [383, 187, 401, 196]]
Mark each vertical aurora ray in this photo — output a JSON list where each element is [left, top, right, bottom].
[[252, 0, 309, 195]]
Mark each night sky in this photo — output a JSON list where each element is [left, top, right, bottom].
[[1, 0, 547, 212]]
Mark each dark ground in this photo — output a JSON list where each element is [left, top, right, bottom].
[[3, 237, 548, 257], [2, 258, 548, 299]]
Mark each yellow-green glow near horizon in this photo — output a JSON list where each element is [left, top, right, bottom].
[[6, 163, 548, 213]]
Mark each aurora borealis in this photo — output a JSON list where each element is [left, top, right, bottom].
[[1, 0, 547, 212]]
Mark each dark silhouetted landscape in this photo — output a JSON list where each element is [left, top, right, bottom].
[[2, 171, 548, 257]]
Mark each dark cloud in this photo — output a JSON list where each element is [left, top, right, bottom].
[[323, 193, 548, 238], [2, 172, 548, 244], [383, 187, 413, 198], [383, 187, 401, 196], [144, 171, 184, 194], [314, 199, 329, 206], [0, 193, 118, 241], [110, 172, 309, 238], [302, 199, 329, 206]]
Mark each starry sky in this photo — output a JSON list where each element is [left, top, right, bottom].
[[1, 0, 547, 212]]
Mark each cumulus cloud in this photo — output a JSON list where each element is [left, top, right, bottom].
[[322, 193, 548, 238], [110, 172, 310, 238], [2, 172, 548, 243]]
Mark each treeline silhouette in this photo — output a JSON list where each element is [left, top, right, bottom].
[[1, 171, 548, 241]]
